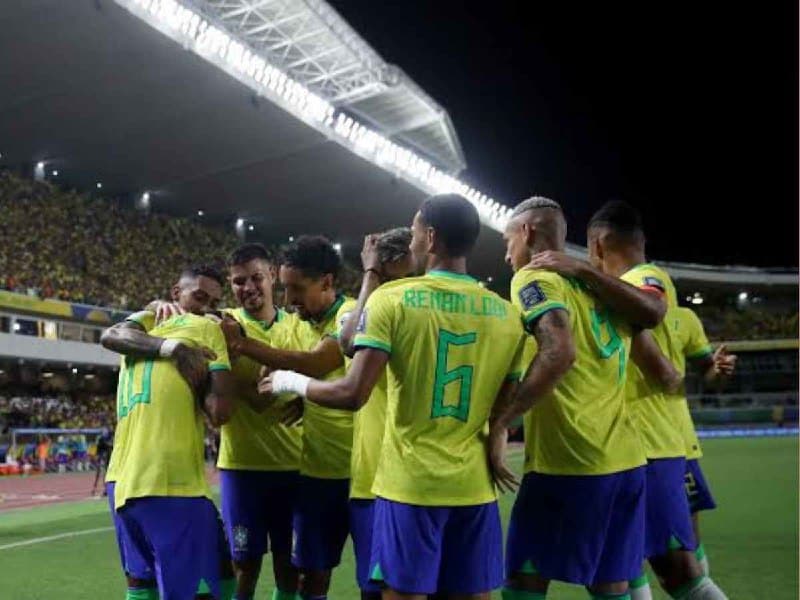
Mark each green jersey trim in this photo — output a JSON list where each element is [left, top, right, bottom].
[[353, 336, 392, 354], [427, 269, 478, 283]]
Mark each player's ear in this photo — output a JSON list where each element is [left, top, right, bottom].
[[268, 264, 277, 282], [425, 226, 436, 254], [170, 284, 182, 303], [321, 273, 334, 292], [522, 222, 534, 247]]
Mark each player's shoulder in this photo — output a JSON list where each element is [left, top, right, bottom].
[[370, 276, 427, 302], [511, 267, 565, 289], [511, 268, 568, 310], [125, 310, 156, 332], [622, 262, 672, 288]]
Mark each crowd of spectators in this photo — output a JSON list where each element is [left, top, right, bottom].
[[0, 392, 115, 433], [0, 171, 238, 309], [694, 306, 798, 341]]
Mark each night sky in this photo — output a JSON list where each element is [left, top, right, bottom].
[[331, 1, 798, 267]]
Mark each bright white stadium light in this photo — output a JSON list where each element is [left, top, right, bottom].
[[691, 292, 704, 305], [248, 224, 254, 231], [36, 161, 44, 169], [0, 369, 4, 375], [333, 243, 342, 253], [289, 236, 295, 242], [72, 368, 78, 374], [12, 323, 20, 332], [487, 276, 494, 283], [116, 0, 510, 234], [96, 182, 103, 189], [142, 192, 150, 202], [738, 291, 748, 301], [197, 210, 204, 217], [52, 170, 59, 176], [236, 218, 244, 227]]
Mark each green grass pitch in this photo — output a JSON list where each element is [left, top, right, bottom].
[[0, 437, 796, 599]]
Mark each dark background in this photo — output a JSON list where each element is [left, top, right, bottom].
[[332, 1, 798, 267]]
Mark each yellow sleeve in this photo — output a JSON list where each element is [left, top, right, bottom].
[[620, 264, 667, 295], [332, 298, 358, 341], [353, 289, 394, 355], [202, 321, 231, 372], [683, 309, 712, 359], [125, 310, 155, 332], [510, 269, 568, 333]]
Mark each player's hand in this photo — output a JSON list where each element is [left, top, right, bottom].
[[147, 300, 185, 324], [488, 425, 519, 494], [361, 234, 382, 274], [712, 344, 737, 377], [526, 251, 588, 277], [221, 315, 245, 354], [280, 397, 304, 426], [257, 372, 274, 396], [174, 344, 216, 396]]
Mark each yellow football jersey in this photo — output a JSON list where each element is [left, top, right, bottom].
[[674, 307, 713, 459], [620, 263, 686, 459], [511, 269, 645, 476], [288, 296, 357, 479], [105, 310, 155, 484], [354, 270, 527, 506], [217, 308, 302, 471], [113, 313, 230, 509]]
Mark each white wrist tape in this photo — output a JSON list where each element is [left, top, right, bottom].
[[271, 370, 311, 397], [159, 339, 180, 358]]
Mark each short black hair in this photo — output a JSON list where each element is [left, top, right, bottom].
[[229, 243, 274, 267], [281, 235, 341, 279], [377, 227, 412, 264], [588, 200, 643, 236], [418, 194, 481, 257], [180, 264, 225, 287]]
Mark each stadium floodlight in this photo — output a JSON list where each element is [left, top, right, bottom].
[[333, 243, 342, 253], [248, 224, 254, 231], [236, 218, 244, 228], [289, 236, 295, 242], [487, 276, 494, 283], [691, 292, 704, 305], [71, 368, 78, 374], [36, 161, 45, 169], [52, 170, 59, 177], [96, 182, 103, 189], [738, 291, 748, 301], [197, 210, 204, 217], [115, 0, 511, 234], [12, 323, 20, 332]]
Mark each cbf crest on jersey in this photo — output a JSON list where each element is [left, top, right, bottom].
[[519, 281, 547, 310], [232, 525, 248, 552]]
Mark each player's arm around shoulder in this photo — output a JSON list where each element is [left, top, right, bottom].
[[199, 318, 235, 426]]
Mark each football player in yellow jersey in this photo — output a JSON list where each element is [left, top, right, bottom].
[[100, 265, 237, 600], [221, 236, 354, 600], [337, 228, 414, 600], [674, 307, 736, 579], [527, 201, 729, 600], [492, 196, 676, 600], [211, 244, 304, 600], [261, 194, 528, 600]]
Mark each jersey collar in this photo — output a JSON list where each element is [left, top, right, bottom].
[[312, 294, 344, 326], [240, 307, 281, 331], [426, 269, 478, 283]]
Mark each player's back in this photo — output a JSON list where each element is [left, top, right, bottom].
[[620, 263, 686, 458], [113, 313, 230, 509], [511, 269, 644, 476], [356, 269, 526, 507]]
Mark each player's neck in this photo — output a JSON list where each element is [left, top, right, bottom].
[[617, 247, 647, 274], [426, 255, 468, 275], [246, 302, 276, 324]]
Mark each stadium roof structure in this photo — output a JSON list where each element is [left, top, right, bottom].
[[0, 0, 796, 289]]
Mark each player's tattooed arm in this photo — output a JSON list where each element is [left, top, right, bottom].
[[487, 378, 522, 493], [258, 347, 388, 411], [527, 251, 666, 328], [492, 308, 575, 429], [631, 330, 682, 393], [101, 321, 215, 397], [203, 370, 235, 426]]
